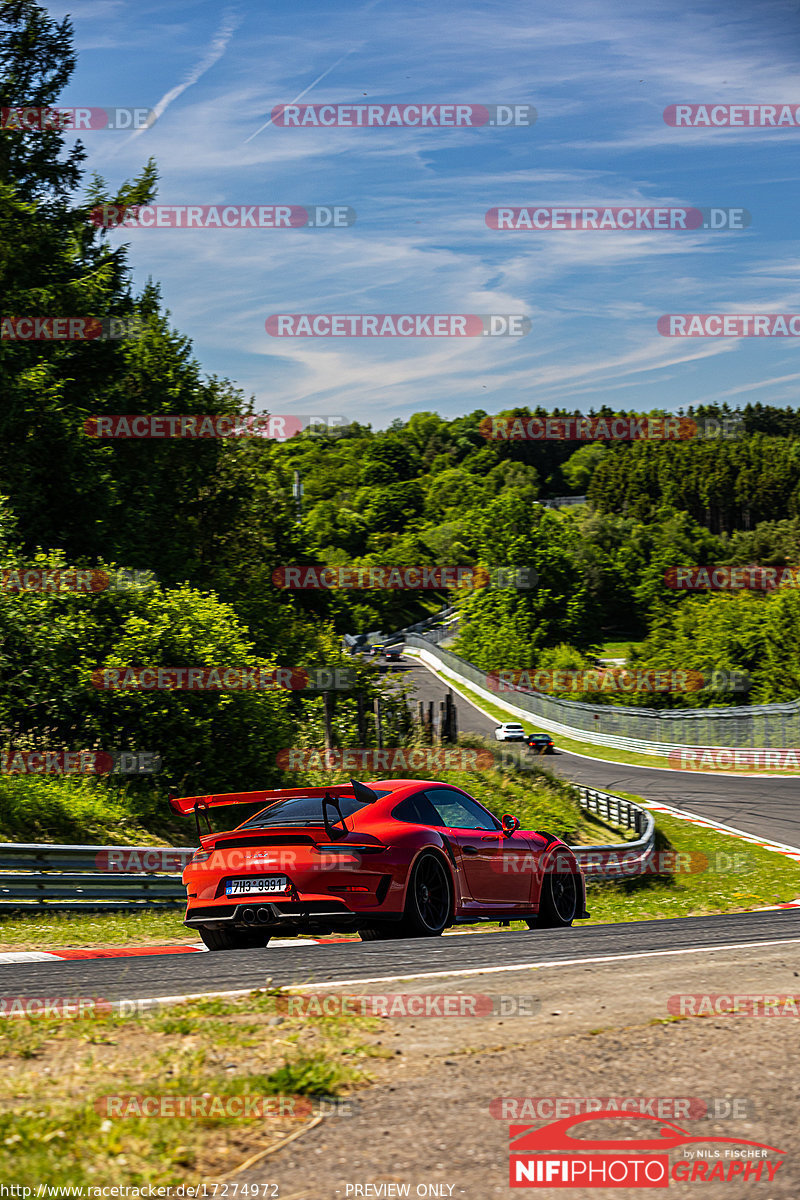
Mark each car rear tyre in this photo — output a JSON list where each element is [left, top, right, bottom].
[[398, 852, 451, 937], [358, 926, 403, 941], [526, 852, 579, 929], [198, 926, 272, 951]]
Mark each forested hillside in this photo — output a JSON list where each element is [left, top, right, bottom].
[[272, 410, 800, 705]]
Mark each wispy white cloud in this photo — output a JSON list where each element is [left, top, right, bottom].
[[124, 9, 241, 144], [65, 0, 800, 424]]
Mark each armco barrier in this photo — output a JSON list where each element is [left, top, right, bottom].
[[404, 635, 800, 754], [0, 843, 192, 912], [0, 786, 653, 908], [572, 786, 656, 878]]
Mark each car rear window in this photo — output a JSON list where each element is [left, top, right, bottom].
[[239, 793, 389, 828], [392, 792, 441, 825]]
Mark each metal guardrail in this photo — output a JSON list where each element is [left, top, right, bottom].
[[0, 843, 193, 912], [404, 636, 800, 753], [572, 786, 656, 879], [0, 786, 657, 909], [536, 495, 588, 509]]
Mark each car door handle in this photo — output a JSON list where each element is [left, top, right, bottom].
[[462, 845, 480, 855]]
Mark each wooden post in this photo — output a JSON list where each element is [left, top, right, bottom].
[[374, 695, 383, 749], [356, 692, 367, 745], [322, 691, 334, 750], [438, 701, 446, 746]]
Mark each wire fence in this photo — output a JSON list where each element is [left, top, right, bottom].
[[405, 635, 800, 749]]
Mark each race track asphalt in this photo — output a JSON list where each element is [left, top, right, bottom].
[[1, 910, 799, 1003]]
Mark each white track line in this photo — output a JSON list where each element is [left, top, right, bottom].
[[0, 951, 62, 964], [641, 798, 800, 856], [275, 936, 800, 990]]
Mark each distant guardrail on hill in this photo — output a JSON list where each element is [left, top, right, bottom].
[[405, 636, 800, 752], [536, 494, 588, 509]]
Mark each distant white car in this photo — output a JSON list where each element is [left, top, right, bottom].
[[494, 722, 526, 742]]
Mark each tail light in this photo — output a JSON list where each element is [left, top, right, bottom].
[[191, 848, 212, 863]]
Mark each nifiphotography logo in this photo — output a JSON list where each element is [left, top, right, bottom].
[[508, 1111, 785, 1187]]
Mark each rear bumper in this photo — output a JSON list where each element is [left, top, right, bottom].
[[184, 899, 403, 933]]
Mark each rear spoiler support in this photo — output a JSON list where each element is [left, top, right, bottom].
[[322, 793, 347, 840], [194, 798, 213, 842]]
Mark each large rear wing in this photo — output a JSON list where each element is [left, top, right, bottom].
[[168, 785, 358, 818], [169, 779, 379, 840]]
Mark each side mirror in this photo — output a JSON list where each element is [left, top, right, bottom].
[[502, 813, 520, 835]]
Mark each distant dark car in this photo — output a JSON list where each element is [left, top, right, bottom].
[[527, 734, 555, 754], [384, 647, 403, 661]]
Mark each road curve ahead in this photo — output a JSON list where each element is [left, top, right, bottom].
[[1, 910, 799, 1003], [395, 658, 800, 847]]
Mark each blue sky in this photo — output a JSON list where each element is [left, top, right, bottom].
[[48, 0, 800, 428]]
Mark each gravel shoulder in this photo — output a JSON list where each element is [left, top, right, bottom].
[[250, 941, 800, 1198]]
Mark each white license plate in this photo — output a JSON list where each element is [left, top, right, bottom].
[[225, 875, 290, 896]]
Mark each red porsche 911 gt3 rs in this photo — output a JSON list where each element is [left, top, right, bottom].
[[169, 778, 589, 950]]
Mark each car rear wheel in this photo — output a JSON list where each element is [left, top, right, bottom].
[[526, 852, 579, 929], [398, 852, 451, 937], [198, 926, 272, 951], [358, 925, 403, 941]]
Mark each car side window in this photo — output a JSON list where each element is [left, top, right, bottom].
[[423, 788, 500, 831], [392, 791, 441, 826]]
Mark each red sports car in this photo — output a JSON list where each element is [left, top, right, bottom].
[[169, 778, 589, 951]]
